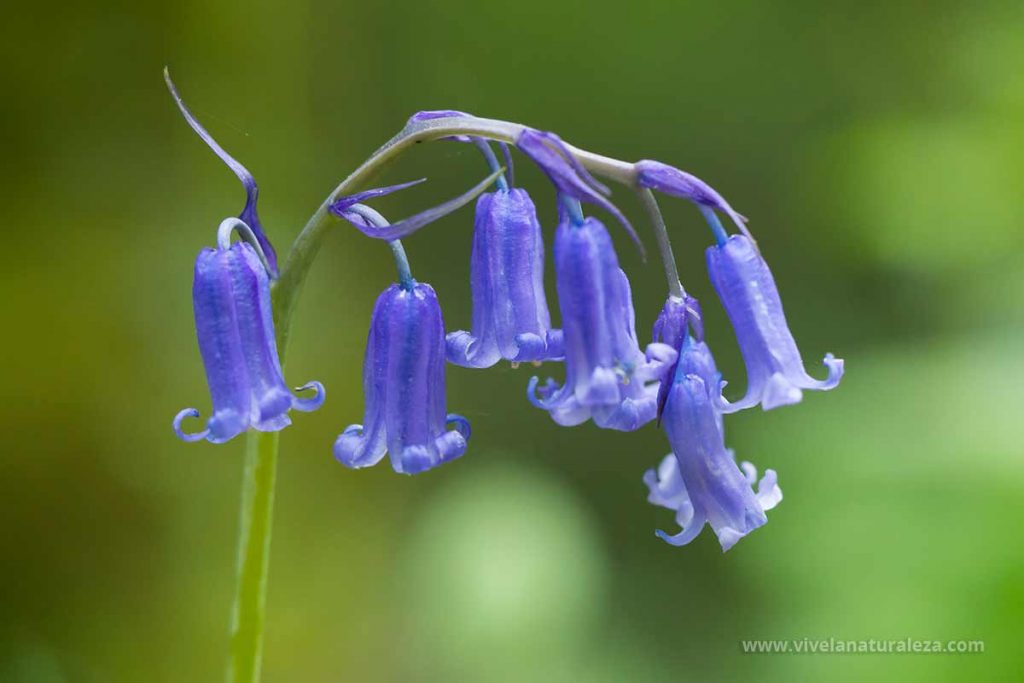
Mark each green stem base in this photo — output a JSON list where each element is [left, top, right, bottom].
[[228, 430, 280, 683]]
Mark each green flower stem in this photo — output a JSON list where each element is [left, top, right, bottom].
[[636, 188, 683, 298], [227, 114, 677, 682], [230, 429, 279, 683]]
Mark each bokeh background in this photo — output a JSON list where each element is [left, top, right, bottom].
[[2, 0, 1022, 680]]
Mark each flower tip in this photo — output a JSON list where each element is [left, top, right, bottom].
[[446, 413, 472, 440], [822, 353, 844, 388], [173, 407, 210, 443], [655, 527, 698, 547], [333, 425, 380, 469], [715, 378, 759, 415], [292, 381, 326, 412], [756, 468, 783, 511], [525, 375, 547, 409]]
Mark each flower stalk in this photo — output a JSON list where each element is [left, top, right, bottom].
[[230, 429, 278, 683]]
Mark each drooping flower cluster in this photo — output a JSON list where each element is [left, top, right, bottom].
[[634, 163, 842, 550], [168, 87, 842, 551]]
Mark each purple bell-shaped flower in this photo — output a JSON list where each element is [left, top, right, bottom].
[[173, 220, 324, 443], [528, 210, 676, 431], [446, 188, 562, 368], [707, 234, 843, 411], [645, 331, 781, 551], [334, 281, 470, 474]]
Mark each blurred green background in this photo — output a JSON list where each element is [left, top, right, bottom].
[[2, 0, 1022, 680]]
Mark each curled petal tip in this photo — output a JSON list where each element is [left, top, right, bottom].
[[655, 527, 698, 547], [820, 353, 844, 389], [333, 424, 379, 469], [446, 413, 472, 440], [740, 461, 758, 485], [788, 353, 843, 395], [715, 378, 759, 415], [655, 506, 708, 547], [525, 375, 547, 409], [291, 381, 325, 412], [436, 429, 469, 464], [173, 408, 210, 443], [756, 468, 783, 511], [527, 375, 570, 410]]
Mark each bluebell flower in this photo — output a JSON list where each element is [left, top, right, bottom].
[[707, 234, 843, 411], [174, 220, 324, 443], [528, 213, 676, 431], [334, 281, 470, 474], [644, 333, 781, 551], [447, 188, 562, 367], [165, 71, 278, 277]]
